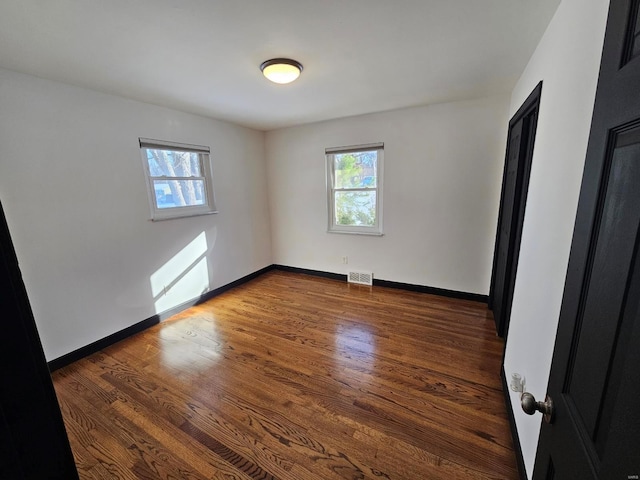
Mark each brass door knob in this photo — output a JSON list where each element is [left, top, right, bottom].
[[521, 392, 554, 424]]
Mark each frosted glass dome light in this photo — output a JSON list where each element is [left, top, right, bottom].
[[260, 58, 303, 84]]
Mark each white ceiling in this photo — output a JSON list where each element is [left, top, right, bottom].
[[0, 0, 560, 131]]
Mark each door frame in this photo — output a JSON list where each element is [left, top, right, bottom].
[[489, 82, 542, 338], [0, 200, 79, 479]]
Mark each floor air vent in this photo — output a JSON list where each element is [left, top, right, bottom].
[[348, 271, 373, 286]]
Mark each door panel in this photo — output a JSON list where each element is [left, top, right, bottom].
[[568, 126, 640, 438], [623, 0, 640, 62], [534, 0, 640, 477], [539, 126, 640, 477]]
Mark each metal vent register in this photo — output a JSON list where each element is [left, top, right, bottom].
[[348, 271, 373, 286]]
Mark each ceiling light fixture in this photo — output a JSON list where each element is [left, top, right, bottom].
[[260, 58, 303, 84]]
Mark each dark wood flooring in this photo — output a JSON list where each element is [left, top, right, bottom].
[[52, 270, 518, 479]]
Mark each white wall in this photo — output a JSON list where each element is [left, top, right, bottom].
[[266, 96, 510, 295], [503, 0, 609, 476], [0, 68, 272, 361]]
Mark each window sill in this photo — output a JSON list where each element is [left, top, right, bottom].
[[327, 229, 384, 236], [151, 210, 218, 222]]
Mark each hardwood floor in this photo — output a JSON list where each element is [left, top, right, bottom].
[[52, 270, 518, 479]]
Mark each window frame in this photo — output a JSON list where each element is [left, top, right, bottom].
[[326, 143, 384, 235], [139, 138, 218, 221]]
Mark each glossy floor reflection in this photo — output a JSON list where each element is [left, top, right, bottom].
[[53, 270, 518, 479]]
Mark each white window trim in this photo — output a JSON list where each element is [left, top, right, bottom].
[[140, 138, 218, 221], [326, 143, 384, 236]]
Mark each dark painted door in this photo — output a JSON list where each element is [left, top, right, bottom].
[[0, 200, 78, 479], [489, 84, 540, 337], [534, 1, 640, 478]]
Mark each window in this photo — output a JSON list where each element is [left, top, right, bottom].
[[140, 138, 217, 221], [326, 143, 383, 235]]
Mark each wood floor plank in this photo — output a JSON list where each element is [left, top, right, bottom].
[[94, 352, 314, 480], [53, 270, 518, 479]]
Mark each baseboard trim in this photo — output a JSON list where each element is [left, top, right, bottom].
[[272, 265, 486, 302], [373, 278, 488, 303], [47, 265, 275, 372], [203, 264, 275, 300], [501, 366, 528, 480], [47, 316, 159, 372], [273, 264, 347, 282]]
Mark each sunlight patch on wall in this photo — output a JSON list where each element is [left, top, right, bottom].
[[150, 231, 210, 314]]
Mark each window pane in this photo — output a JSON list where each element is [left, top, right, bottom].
[[334, 151, 377, 189], [335, 191, 376, 226], [146, 149, 202, 177], [153, 180, 205, 209]]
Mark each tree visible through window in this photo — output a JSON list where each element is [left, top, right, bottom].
[[140, 138, 217, 220], [326, 143, 383, 235], [147, 149, 205, 209]]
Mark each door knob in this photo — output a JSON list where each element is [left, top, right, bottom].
[[521, 392, 554, 424]]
